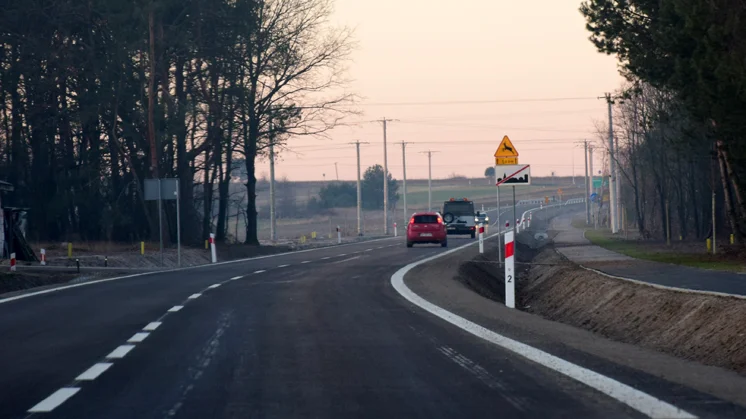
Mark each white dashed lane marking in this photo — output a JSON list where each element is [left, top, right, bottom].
[[106, 345, 135, 359], [321, 257, 330, 260], [127, 332, 150, 343], [75, 363, 113, 381], [188, 293, 201, 299], [207, 284, 221, 289], [278, 264, 290, 268], [28, 388, 80, 412], [301, 261, 311, 264], [143, 322, 162, 331], [253, 270, 266, 274], [168, 305, 184, 312], [231, 275, 243, 280]]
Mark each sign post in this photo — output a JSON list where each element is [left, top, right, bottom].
[[505, 231, 515, 308], [144, 178, 181, 267]]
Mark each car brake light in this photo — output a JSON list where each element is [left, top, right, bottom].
[[437, 217, 443, 224], [409, 217, 415, 225]]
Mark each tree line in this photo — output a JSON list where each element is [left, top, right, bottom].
[[582, 0, 746, 244], [0, 0, 353, 246]]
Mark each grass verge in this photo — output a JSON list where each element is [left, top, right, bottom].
[[575, 221, 745, 273]]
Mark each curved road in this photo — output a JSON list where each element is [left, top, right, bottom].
[[0, 225, 729, 418]]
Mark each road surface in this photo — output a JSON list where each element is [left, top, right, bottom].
[[0, 224, 735, 418]]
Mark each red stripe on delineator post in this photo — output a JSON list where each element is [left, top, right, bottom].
[[505, 231, 515, 308], [505, 241, 514, 258]]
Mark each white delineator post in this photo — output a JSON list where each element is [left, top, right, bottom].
[[40, 249, 46, 266], [209, 233, 217, 263], [337, 226, 341, 244], [505, 231, 515, 308], [10, 252, 16, 272], [394, 222, 398, 237], [478, 223, 485, 254]]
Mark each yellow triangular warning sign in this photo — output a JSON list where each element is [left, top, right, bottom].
[[495, 136, 519, 157]]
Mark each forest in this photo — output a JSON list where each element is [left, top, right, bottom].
[[582, 0, 746, 244], [0, 0, 353, 246]]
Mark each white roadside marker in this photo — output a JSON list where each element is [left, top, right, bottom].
[[106, 344, 136, 359], [76, 363, 113, 381], [28, 388, 80, 412]]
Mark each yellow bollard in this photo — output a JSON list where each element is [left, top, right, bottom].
[[300, 235, 307, 244], [141, 241, 145, 255], [731, 234, 735, 245], [67, 242, 72, 258], [311, 231, 317, 239], [205, 240, 209, 249], [706, 238, 712, 253]]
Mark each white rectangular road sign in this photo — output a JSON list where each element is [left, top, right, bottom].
[[496, 165, 531, 187]]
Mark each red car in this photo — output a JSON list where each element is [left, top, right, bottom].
[[406, 212, 448, 248]]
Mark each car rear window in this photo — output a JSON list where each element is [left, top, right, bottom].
[[413, 215, 439, 224], [443, 201, 474, 215]]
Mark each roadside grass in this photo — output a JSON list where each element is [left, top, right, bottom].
[[574, 221, 746, 273]]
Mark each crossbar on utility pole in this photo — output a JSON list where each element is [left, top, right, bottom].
[[350, 141, 369, 236]]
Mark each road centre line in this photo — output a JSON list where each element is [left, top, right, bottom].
[[390, 227, 696, 419], [188, 293, 201, 299], [278, 264, 290, 268], [27, 388, 80, 413], [168, 305, 184, 312], [127, 332, 150, 343], [231, 275, 243, 280], [75, 363, 113, 381], [301, 261, 311, 264], [143, 322, 162, 331], [207, 284, 221, 289], [105, 345, 136, 359]]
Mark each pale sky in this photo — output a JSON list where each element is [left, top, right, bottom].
[[257, 0, 623, 182]]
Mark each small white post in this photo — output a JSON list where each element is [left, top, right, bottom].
[[394, 222, 398, 237], [505, 231, 515, 308], [478, 224, 484, 254], [337, 226, 341, 244], [10, 252, 16, 272], [209, 233, 217, 263], [40, 248, 46, 266]]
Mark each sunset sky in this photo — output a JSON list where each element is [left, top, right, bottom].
[[257, 0, 624, 182]]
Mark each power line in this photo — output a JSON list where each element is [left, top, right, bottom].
[[358, 97, 599, 107]]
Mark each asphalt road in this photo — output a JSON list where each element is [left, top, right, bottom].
[[0, 214, 707, 419]]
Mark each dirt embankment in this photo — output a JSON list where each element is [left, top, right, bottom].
[[457, 221, 746, 376], [523, 248, 746, 375]]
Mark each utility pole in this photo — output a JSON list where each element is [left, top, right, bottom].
[[269, 124, 277, 242], [603, 93, 618, 233], [334, 162, 339, 181], [401, 142, 409, 225], [350, 141, 369, 236], [589, 144, 596, 228], [584, 141, 590, 225], [572, 150, 576, 185], [376, 118, 397, 235], [421, 150, 439, 211]]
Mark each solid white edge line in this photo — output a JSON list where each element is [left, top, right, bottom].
[[0, 236, 399, 305], [143, 321, 162, 331], [127, 332, 150, 343], [168, 305, 184, 312], [188, 293, 201, 299], [28, 387, 81, 412], [75, 363, 113, 381], [390, 236, 696, 419], [106, 344, 136, 359]]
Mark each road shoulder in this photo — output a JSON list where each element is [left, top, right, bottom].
[[402, 239, 746, 415]]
